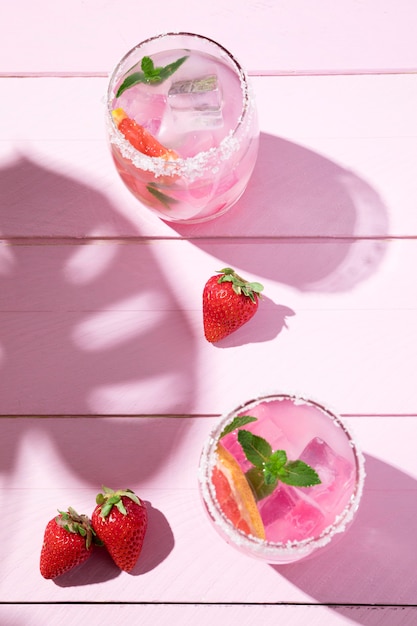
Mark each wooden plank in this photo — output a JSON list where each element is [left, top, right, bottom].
[[1, 75, 416, 238], [1, 238, 416, 415], [0, 415, 416, 605], [1, 0, 417, 75]]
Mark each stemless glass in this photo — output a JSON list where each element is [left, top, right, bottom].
[[106, 32, 259, 223], [198, 393, 365, 564]]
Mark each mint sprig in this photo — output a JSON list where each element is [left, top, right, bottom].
[[219, 417, 321, 501], [116, 55, 189, 97]]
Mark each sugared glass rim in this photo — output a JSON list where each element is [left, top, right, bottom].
[[198, 392, 366, 562], [106, 32, 255, 178]]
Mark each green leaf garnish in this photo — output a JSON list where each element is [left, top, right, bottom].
[[220, 415, 257, 439], [277, 460, 321, 487], [116, 54, 189, 97], [221, 417, 321, 501], [264, 450, 287, 484], [245, 466, 276, 499], [238, 429, 272, 468], [146, 183, 179, 209]]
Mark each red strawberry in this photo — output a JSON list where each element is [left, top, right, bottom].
[[203, 267, 264, 342], [40, 508, 95, 579], [91, 487, 148, 572]]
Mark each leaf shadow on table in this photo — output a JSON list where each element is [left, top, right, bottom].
[[0, 155, 197, 582], [170, 132, 389, 294], [0, 155, 197, 417], [272, 454, 417, 624]]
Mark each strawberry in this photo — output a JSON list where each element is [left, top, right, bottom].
[[112, 107, 177, 159], [203, 267, 264, 343], [91, 486, 148, 573], [40, 508, 95, 579]]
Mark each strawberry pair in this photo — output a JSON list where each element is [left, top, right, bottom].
[[40, 487, 147, 579]]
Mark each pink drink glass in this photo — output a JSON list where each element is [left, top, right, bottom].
[[107, 32, 259, 223], [198, 393, 365, 564]]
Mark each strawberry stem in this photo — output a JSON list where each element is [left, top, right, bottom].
[[216, 267, 264, 303], [96, 486, 141, 519], [55, 507, 96, 549]]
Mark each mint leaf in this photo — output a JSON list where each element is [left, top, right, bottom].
[[278, 460, 321, 487], [116, 71, 147, 97], [263, 450, 287, 485], [237, 429, 272, 468], [158, 55, 189, 81], [146, 184, 178, 209], [220, 415, 257, 439], [246, 466, 276, 500], [220, 412, 322, 501], [116, 55, 189, 97], [235, 428, 322, 500], [141, 56, 157, 77]]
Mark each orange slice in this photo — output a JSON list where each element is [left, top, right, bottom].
[[112, 108, 177, 159], [212, 443, 265, 539]]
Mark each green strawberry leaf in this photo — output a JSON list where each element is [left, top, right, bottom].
[[220, 415, 257, 438], [216, 267, 264, 303], [237, 429, 272, 468], [115, 499, 127, 515]]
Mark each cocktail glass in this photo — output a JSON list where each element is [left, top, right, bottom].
[[106, 32, 259, 223], [198, 393, 365, 563]]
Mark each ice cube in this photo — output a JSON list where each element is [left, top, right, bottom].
[[116, 84, 167, 135], [259, 484, 325, 543], [168, 74, 223, 130], [287, 496, 325, 541], [258, 484, 295, 526], [299, 437, 355, 514]]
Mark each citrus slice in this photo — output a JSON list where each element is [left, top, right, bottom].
[[212, 443, 265, 539], [112, 108, 178, 159]]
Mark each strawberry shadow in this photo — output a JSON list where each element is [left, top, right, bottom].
[[129, 500, 175, 576], [53, 545, 120, 587], [211, 297, 295, 348]]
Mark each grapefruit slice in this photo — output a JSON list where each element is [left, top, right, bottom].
[[212, 443, 265, 539], [112, 108, 177, 159]]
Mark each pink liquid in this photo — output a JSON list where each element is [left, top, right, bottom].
[[108, 46, 259, 222], [220, 397, 357, 543]]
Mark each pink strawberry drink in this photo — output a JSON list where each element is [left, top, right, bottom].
[[107, 33, 259, 223], [199, 394, 365, 563]]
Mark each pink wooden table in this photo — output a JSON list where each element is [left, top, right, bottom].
[[1, 1, 417, 624]]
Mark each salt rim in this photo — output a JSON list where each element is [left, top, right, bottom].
[[198, 391, 366, 562], [106, 32, 255, 182]]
